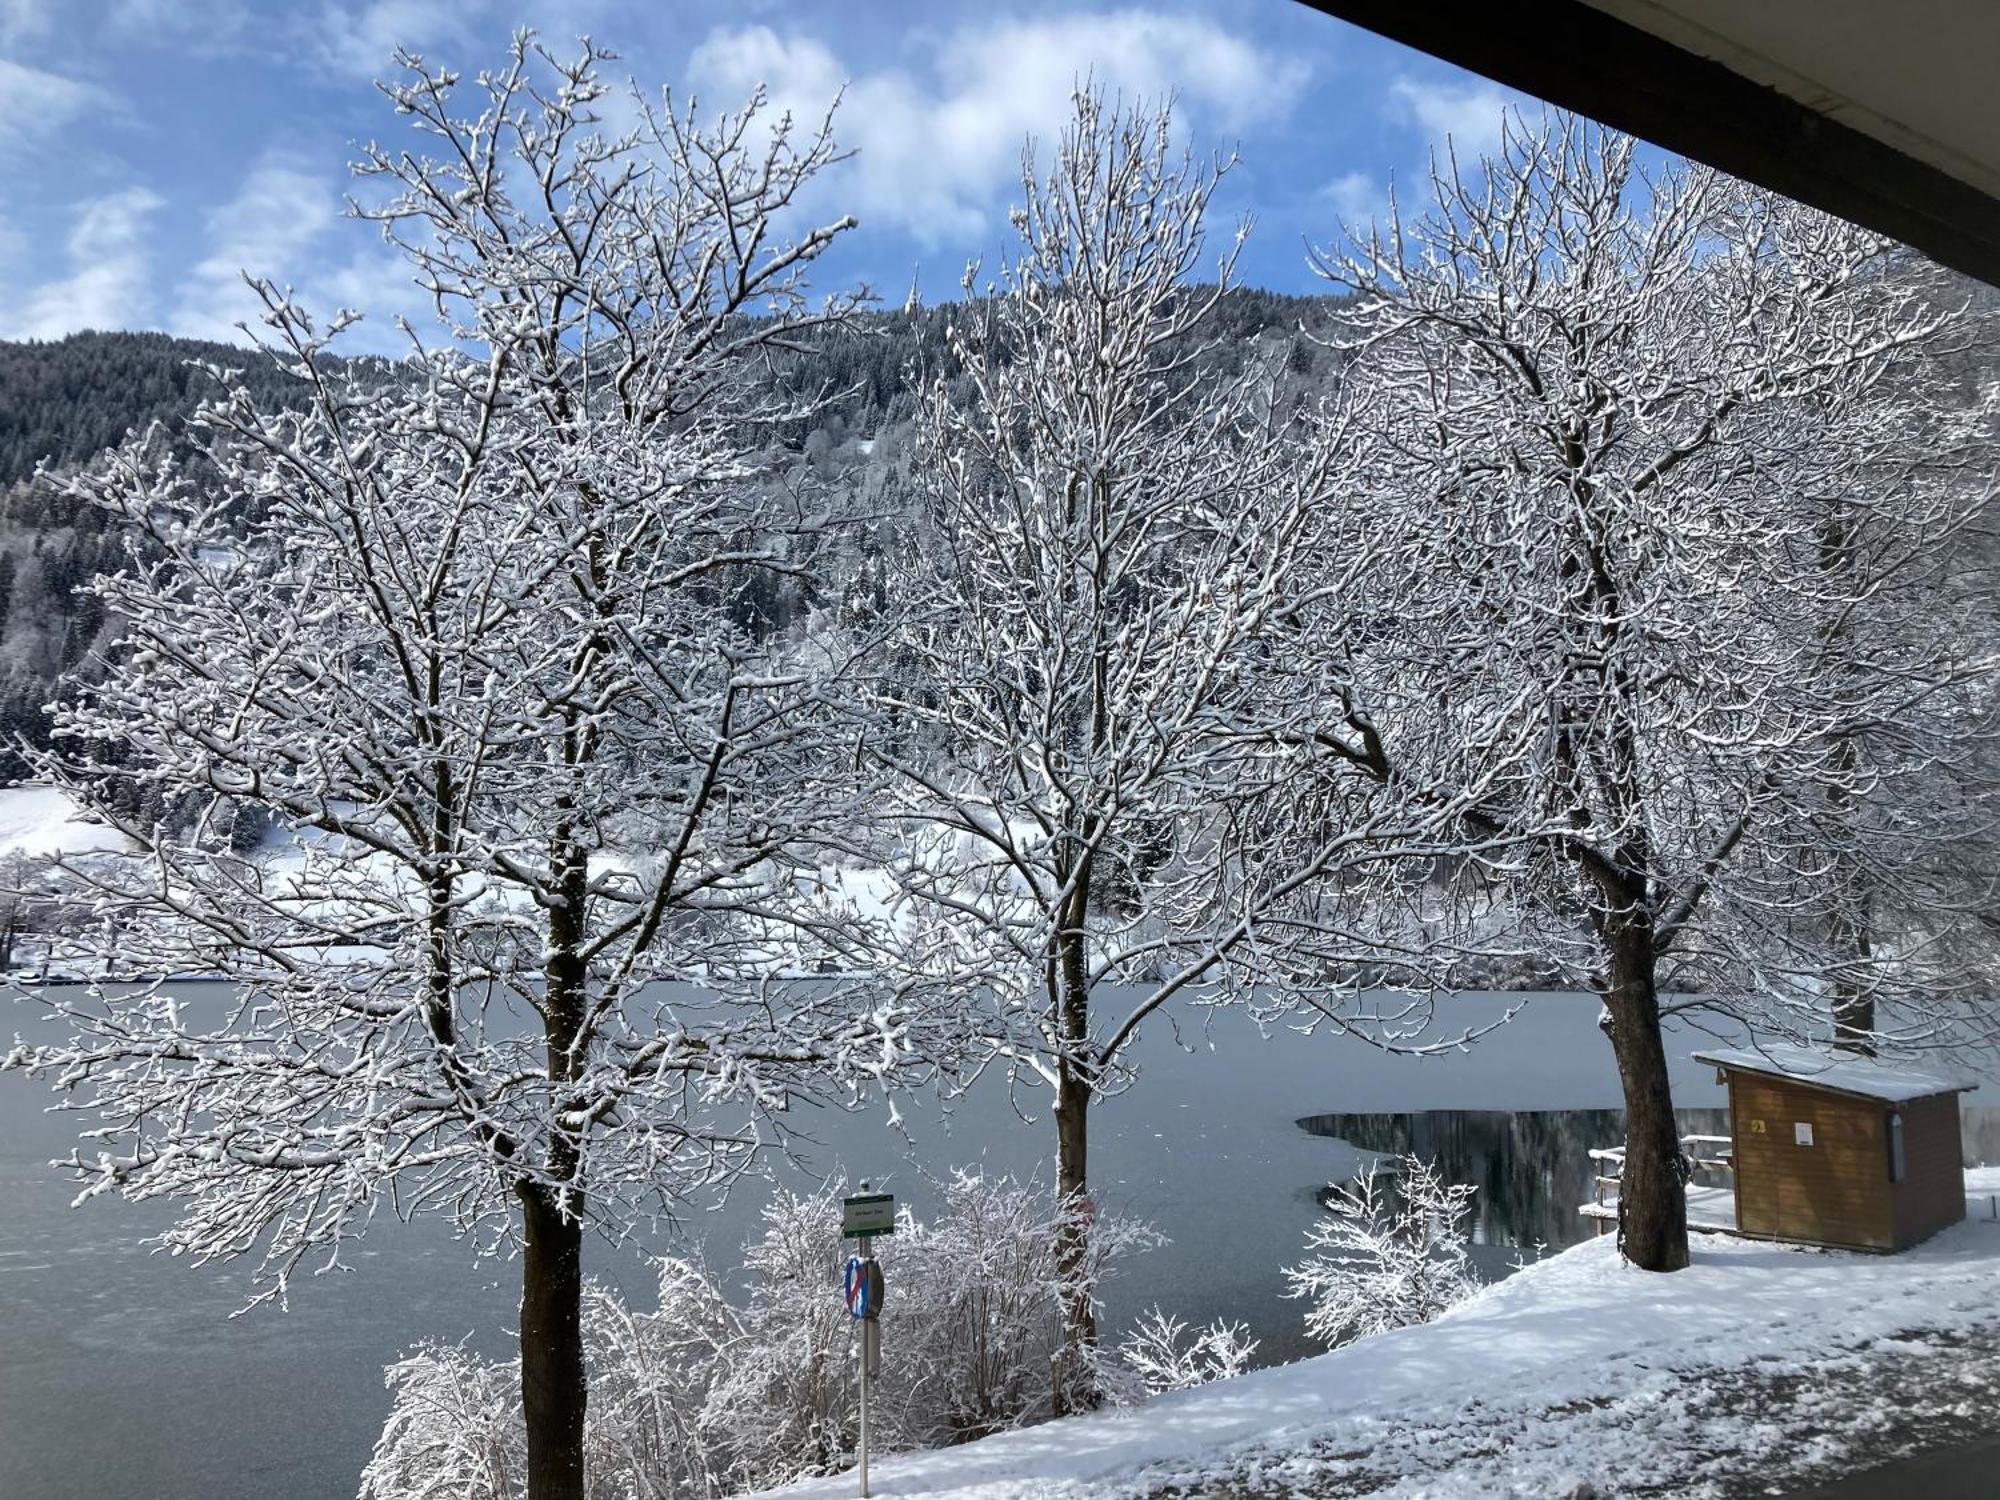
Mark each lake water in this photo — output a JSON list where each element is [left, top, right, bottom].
[[2, 984, 1992, 1500]]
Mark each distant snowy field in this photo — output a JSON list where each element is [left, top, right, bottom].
[[755, 1172, 2000, 1500], [0, 785, 889, 976], [0, 786, 1062, 979], [0, 784, 135, 859]]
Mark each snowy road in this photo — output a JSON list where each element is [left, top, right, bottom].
[[1786, 1434, 2000, 1500]]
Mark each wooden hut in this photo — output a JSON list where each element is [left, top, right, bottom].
[[1693, 1045, 1975, 1253]]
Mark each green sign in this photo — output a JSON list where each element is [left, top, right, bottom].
[[842, 1192, 895, 1238]]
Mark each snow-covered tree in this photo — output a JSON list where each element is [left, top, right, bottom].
[[1284, 1155, 1479, 1349], [1, 37, 924, 1500], [1730, 263, 2000, 1055], [1320, 115, 1998, 1272], [863, 91, 1500, 1410]]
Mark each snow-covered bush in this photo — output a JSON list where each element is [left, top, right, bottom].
[[362, 1263, 740, 1500], [363, 1344, 528, 1500], [703, 1185, 861, 1485], [578, 1263, 743, 1499], [889, 1171, 1164, 1442], [1285, 1155, 1479, 1349], [1101, 1308, 1259, 1400], [362, 1173, 1171, 1498]]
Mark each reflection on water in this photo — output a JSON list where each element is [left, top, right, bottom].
[[1297, 1106, 2000, 1282]]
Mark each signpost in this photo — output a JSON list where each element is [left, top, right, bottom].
[[842, 1190, 895, 1238], [842, 1186, 893, 1499]]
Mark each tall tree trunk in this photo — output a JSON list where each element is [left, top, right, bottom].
[[1600, 907, 1690, 1272], [1555, 466, 1687, 1272], [1820, 507, 1876, 1056], [1049, 903, 1098, 1417], [518, 1180, 587, 1500], [524, 788, 591, 1500], [1051, 1058, 1096, 1415], [1829, 887, 1876, 1054]]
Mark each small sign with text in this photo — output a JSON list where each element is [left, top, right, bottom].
[[842, 1192, 895, 1238]]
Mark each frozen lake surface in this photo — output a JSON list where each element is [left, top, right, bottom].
[[1, 983, 1990, 1500]]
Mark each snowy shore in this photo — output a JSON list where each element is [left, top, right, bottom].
[[755, 1170, 2000, 1500]]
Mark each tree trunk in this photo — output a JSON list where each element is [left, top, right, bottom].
[[1831, 989, 1876, 1053], [1820, 508, 1876, 1057], [518, 1181, 587, 1500], [1600, 910, 1689, 1272], [1830, 888, 1876, 1053], [1051, 1059, 1096, 1416], [525, 790, 590, 1500], [1048, 884, 1099, 1418]]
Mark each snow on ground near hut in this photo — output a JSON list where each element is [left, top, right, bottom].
[[0, 785, 134, 858], [755, 1170, 2000, 1500]]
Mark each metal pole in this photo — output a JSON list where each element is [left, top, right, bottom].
[[858, 1230, 871, 1500]]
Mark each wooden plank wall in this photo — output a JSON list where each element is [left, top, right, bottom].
[[1729, 1076, 1893, 1250], [1888, 1091, 1966, 1248]]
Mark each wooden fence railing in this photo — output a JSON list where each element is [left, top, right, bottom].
[[1588, 1133, 1734, 1215]]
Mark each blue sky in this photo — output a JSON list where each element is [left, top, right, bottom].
[[0, 0, 1530, 353]]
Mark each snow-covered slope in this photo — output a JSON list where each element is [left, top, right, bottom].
[[753, 1175, 2000, 1500], [0, 784, 135, 858]]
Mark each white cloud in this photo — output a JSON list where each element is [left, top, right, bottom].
[[164, 150, 437, 351], [0, 187, 164, 339], [303, 248, 435, 343], [0, 153, 414, 351], [0, 57, 115, 147], [0, 0, 49, 44], [171, 154, 344, 341], [688, 24, 848, 138], [1389, 75, 1514, 161], [313, 0, 487, 79], [108, 0, 254, 53], [1321, 169, 1386, 229], [690, 10, 1308, 246]]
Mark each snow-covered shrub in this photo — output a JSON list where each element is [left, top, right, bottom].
[[704, 1185, 860, 1484], [362, 1264, 741, 1500], [361, 1172, 1169, 1498], [1285, 1155, 1479, 1349], [580, 1261, 743, 1499], [888, 1170, 1163, 1442], [1101, 1307, 1260, 1400], [361, 1344, 527, 1500]]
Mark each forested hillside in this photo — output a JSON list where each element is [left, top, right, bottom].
[[0, 260, 1985, 809], [0, 330, 311, 487], [0, 291, 1343, 784], [0, 332, 317, 777]]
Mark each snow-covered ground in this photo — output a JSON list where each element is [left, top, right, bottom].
[[754, 1169, 2000, 1500], [0, 784, 134, 858]]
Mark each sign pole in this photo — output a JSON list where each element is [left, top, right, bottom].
[[858, 1229, 871, 1500], [842, 1183, 892, 1500]]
